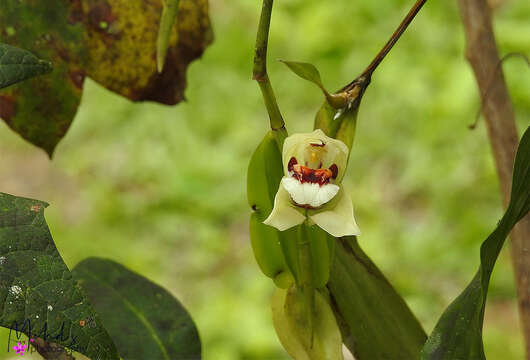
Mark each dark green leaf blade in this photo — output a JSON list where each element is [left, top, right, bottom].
[[327, 236, 427, 360], [421, 126, 530, 360], [0, 192, 119, 359], [0, 43, 52, 89], [72, 257, 201, 360]]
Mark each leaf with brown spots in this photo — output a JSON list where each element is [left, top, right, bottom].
[[0, 0, 212, 156]]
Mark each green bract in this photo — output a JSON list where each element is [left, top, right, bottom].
[[264, 129, 360, 237]]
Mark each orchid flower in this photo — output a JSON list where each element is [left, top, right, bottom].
[[264, 129, 360, 237]]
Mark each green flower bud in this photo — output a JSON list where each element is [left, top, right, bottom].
[[272, 286, 344, 360]]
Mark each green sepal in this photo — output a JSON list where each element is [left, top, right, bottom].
[[314, 101, 340, 138], [335, 106, 359, 152], [314, 100, 359, 151]]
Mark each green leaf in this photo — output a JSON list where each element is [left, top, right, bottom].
[[280, 60, 325, 89], [0, 0, 213, 156], [0, 43, 52, 89], [72, 257, 201, 360], [421, 126, 530, 360], [157, 0, 180, 73], [280, 60, 347, 109], [327, 236, 427, 360], [0, 192, 119, 359]]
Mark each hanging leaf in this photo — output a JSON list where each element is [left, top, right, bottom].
[[327, 236, 427, 360], [421, 126, 530, 360], [72, 257, 202, 360], [80, 0, 213, 104], [0, 0, 213, 156], [0, 192, 119, 359], [0, 43, 52, 89]]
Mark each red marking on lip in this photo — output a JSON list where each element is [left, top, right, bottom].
[[292, 164, 334, 185], [288, 157, 297, 172], [329, 164, 338, 179]]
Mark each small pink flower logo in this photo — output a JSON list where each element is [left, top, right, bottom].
[[12, 341, 27, 355]]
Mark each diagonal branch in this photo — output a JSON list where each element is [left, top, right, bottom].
[[457, 0, 530, 358], [341, 0, 428, 93]]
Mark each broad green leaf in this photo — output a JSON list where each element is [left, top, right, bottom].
[[0, 43, 52, 89], [157, 0, 181, 73], [0, 192, 119, 359], [327, 236, 427, 360], [72, 257, 201, 360], [0, 0, 213, 156], [421, 126, 530, 360]]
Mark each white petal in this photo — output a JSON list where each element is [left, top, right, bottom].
[[281, 177, 339, 208], [315, 184, 339, 208], [264, 185, 306, 231], [309, 187, 360, 237]]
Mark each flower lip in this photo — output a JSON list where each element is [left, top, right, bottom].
[[288, 157, 337, 186], [282, 177, 340, 209]]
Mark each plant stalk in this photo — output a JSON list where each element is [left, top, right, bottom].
[[253, 0, 287, 141], [341, 0, 428, 93]]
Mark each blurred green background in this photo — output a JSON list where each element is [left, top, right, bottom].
[[1, 0, 529, 359]]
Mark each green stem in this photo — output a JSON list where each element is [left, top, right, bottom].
[[341, 0, 428, 93], [253, 0, 287, 143]]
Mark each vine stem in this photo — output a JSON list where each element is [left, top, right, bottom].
[[341, 0, 428, 93], [253, 0, 287, 142]]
